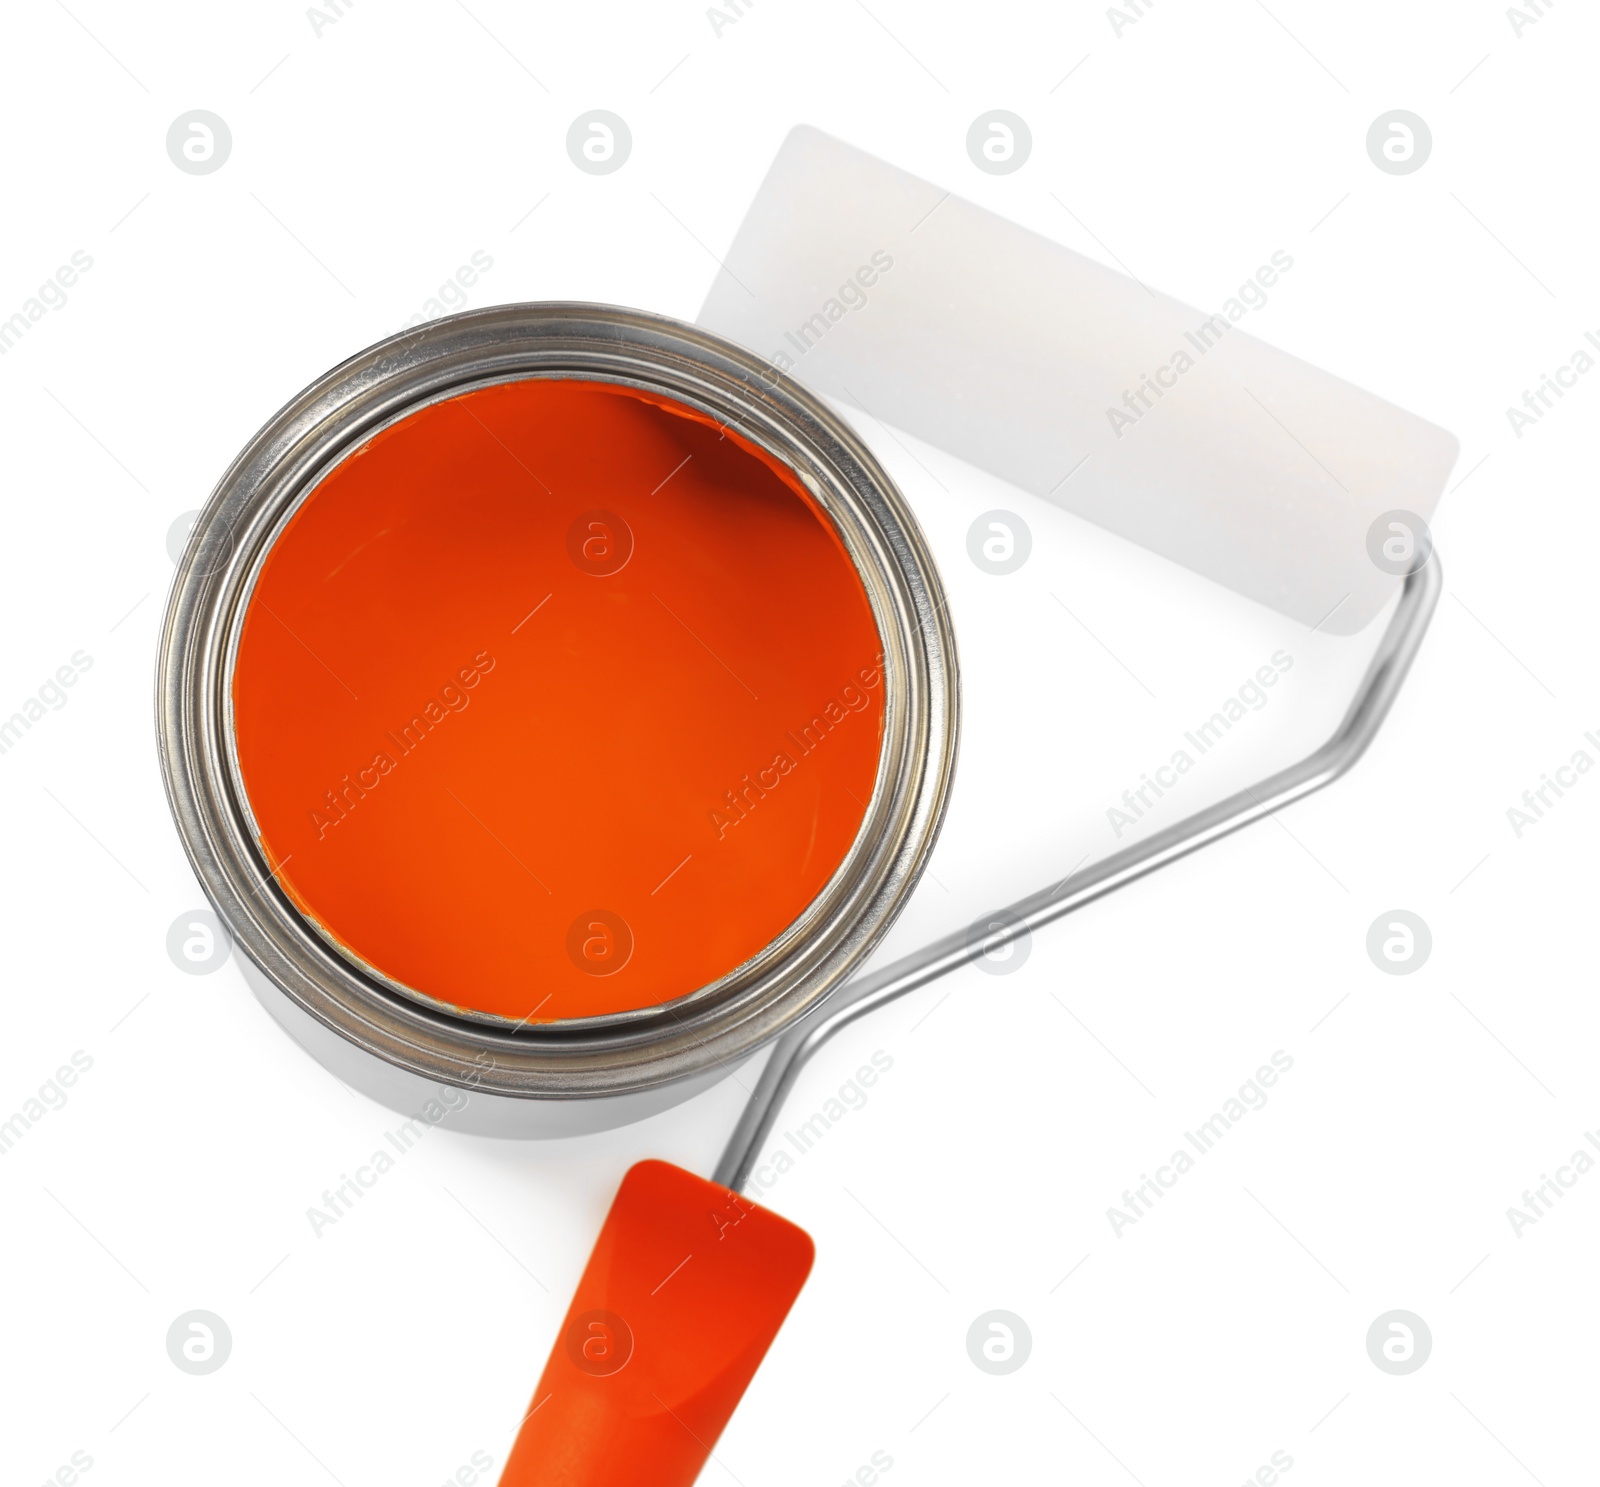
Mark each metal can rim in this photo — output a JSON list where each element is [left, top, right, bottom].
[[156, 302, 960, 1100]]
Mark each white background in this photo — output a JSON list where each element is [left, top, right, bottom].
[[2, 1, 1597, 1484]]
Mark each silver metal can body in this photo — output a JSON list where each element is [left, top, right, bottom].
[[157, 304, 959, 1137]]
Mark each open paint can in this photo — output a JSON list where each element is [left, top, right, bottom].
[[158, 303, 959, 1137]]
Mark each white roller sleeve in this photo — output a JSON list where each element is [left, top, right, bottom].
[[697, 125, 1458, 635]]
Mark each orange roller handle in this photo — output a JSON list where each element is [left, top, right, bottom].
[[498, 1160, 815, 1487]]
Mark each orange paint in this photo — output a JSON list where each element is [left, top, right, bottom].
[[231, 377, 884, 1023], [498, 1160, 814, 1487]]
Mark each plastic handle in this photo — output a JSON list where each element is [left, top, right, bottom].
[[498, 1160, 815, 1487]]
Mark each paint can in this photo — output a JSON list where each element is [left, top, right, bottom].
[[157, 303, 958, 1135]]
